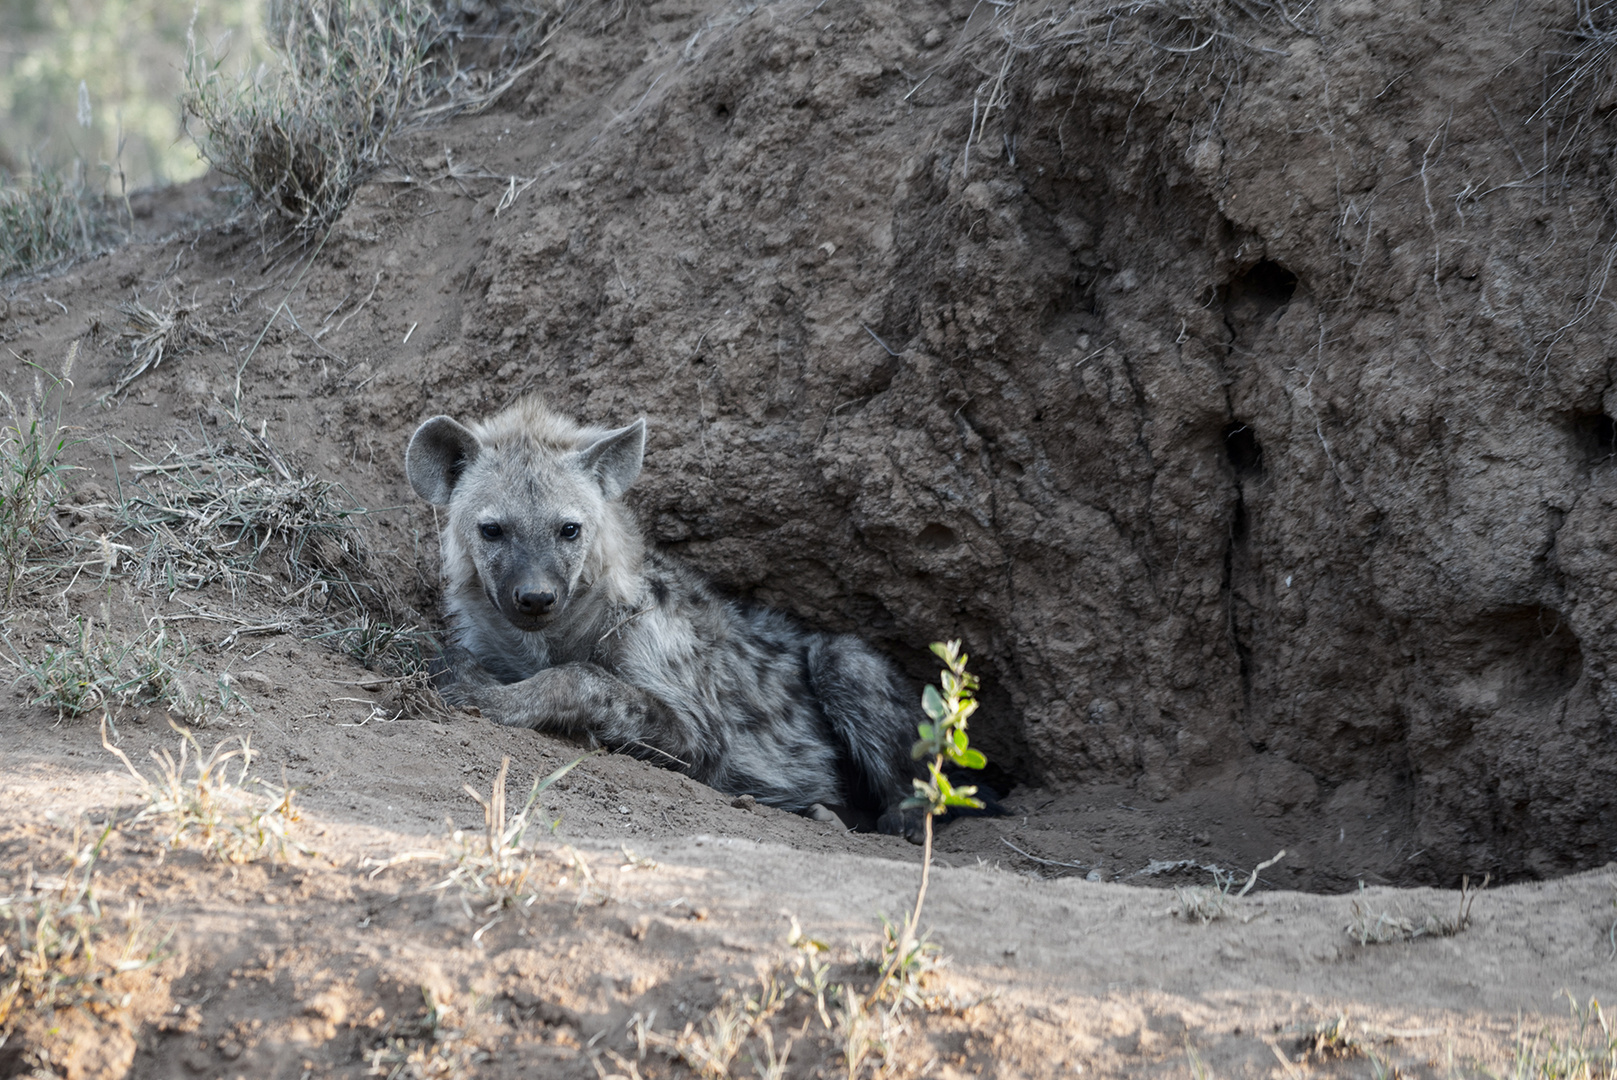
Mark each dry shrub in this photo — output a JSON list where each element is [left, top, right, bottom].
[[183, 0, 442, 235], [181, 0, 598, 236]]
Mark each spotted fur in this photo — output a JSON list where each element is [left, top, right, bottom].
[[406, 400, 920, 832]]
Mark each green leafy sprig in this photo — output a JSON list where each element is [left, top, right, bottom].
[[905, 640, 986, 817]]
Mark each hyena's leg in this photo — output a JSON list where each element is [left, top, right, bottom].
[[451, 660, 679, 750]]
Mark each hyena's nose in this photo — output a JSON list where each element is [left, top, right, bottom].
[[513, 587, 557, 617]]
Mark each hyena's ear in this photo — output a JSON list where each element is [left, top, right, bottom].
[[575, 419, 646, 501], [406, 416, 481, 506]]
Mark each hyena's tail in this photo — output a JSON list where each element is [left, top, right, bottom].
[[805, 634, 923, 825]]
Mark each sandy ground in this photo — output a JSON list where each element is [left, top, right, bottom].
[[3, 708, 1615, 1078]]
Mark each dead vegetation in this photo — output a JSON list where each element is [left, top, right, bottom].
[[112, 298, 222, 396], [0, 818, 167, 1053], [181, 0, 597, 237], [101, 718, 308, 864], [1172, 850, 1285, 924], [1345, 874, 1489, 946]]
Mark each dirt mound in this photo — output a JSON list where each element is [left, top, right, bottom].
[[355, 0, 1612, 888]]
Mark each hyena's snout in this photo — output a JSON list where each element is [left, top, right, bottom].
[[511, 584, 557, 618], [491, 556, 569, 629]]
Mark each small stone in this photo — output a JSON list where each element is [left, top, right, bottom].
[[923, 27, 943, 47], [730, 794, 757, 812]]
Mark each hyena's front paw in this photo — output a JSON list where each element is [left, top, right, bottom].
[[435, 646, 500, 713], [877, 805, 927, 846]]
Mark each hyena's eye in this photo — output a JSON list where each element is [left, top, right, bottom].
[[479, 522, 504, 541], [558, 522, 581, 541]]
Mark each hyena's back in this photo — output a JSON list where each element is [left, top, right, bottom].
[[603, 552, 917, 818]]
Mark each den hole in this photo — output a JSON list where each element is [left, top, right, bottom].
[[1572, 410, 1616, 462], [713, 102, 731, 119], [1223, 422, 1264, 477], [916, 523, 959, 550], [1223, 259, 1298, 326]]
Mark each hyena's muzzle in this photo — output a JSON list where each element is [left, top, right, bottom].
[[482, 539, 571, 630]]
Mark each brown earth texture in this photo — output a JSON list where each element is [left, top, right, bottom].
[[4, 0, 1617, 1076]]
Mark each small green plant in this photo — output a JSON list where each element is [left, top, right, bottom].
[[878, 640, 985, 997], [102, 718, 306, 864], [0, 347, 80, 603]]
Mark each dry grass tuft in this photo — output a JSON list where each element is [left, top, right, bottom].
[[102, 718, 307, 864], [112, 299, 222, 396], [110, 430, 366, 597], [0, 159, 117, 281], [1345, 874, 1488, 946], [1173, 850, 1285, 925], [0, 818, 166, 1038], [435, 754, 592, 927], [0, 347, 80, 604]]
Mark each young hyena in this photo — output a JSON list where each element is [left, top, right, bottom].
[[405, 400, 922, 834]]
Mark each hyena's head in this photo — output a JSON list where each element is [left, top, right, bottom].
[[405, 403, 646, 631]]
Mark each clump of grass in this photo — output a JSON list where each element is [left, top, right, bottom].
[[0, 818, 166, 1039], [111, 430, 367, 597], [1345, 874, 1488, 946], [1172, 850, 1285, 925], [112, 298, 221, 396], [314, 609, 434, 678], [0, 347, 80, 603], [0, 160, 115, 280], [182, 0, 441, 235], [9, 614, 213, 724], [356, 754, 592, 935], [102, 718, 306, 864], [1510, 994, 1616, 1080]]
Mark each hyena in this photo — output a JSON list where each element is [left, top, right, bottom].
[[405, 400, 923, 834]]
